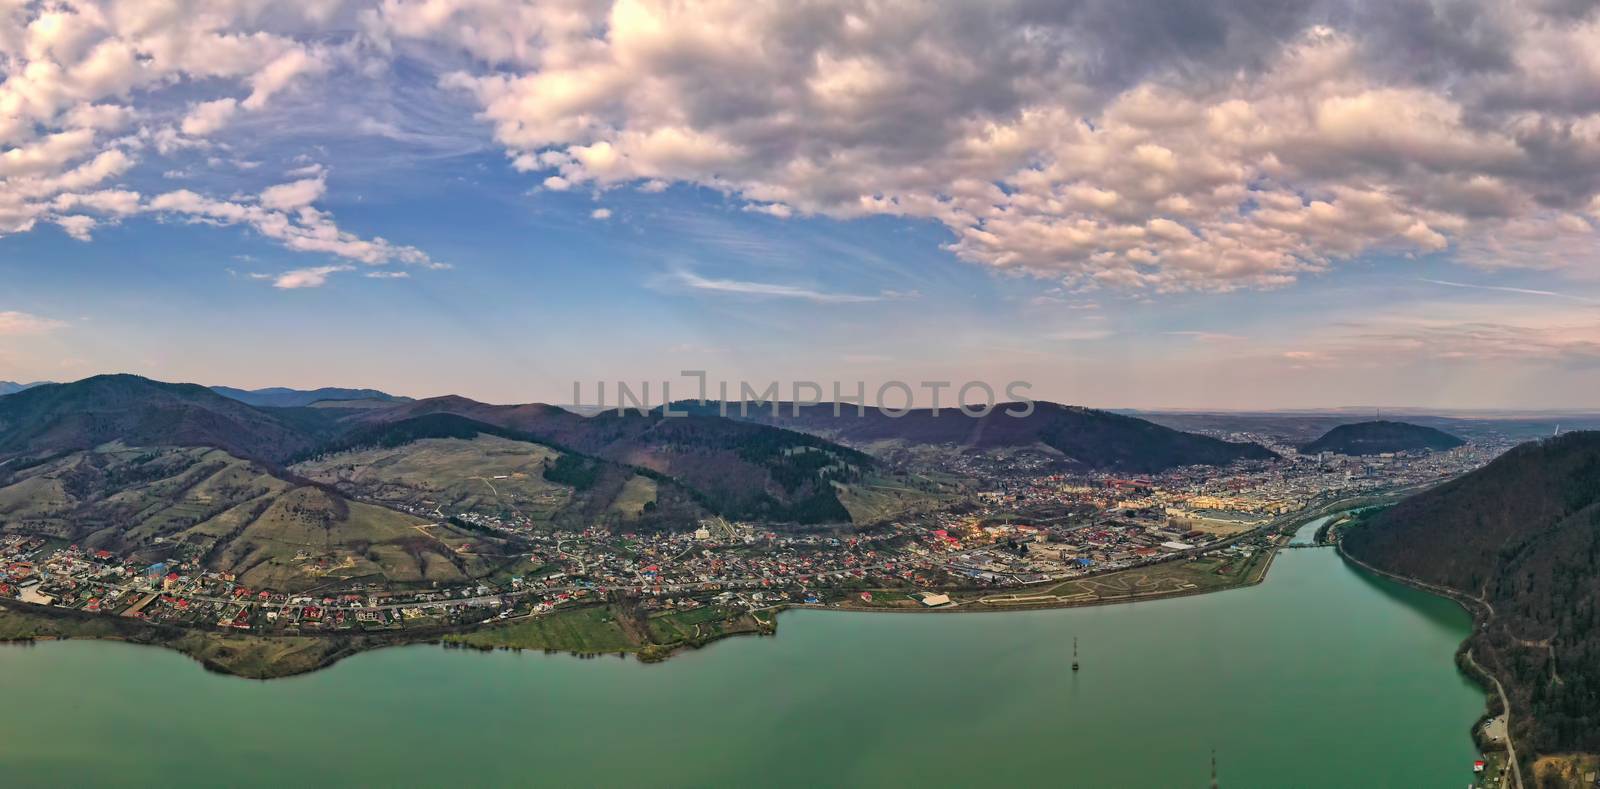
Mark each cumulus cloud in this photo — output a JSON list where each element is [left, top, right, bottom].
[[259, 176, 328, 212], [590, 207, 612, 219], [372, 0, 1600, 291], [0, 1, 429, 276], [179, 99, 240, 137], [9, 1, 1600, 294]]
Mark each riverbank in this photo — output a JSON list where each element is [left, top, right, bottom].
[[0, 528, 1487, 788]]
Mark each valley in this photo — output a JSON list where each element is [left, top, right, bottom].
[[0, 375, 1581, 785]]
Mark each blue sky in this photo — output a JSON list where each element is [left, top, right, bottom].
[[5, 2, 1600, 409]]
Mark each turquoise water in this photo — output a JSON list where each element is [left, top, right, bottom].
[[0, 517, 1485, 787]]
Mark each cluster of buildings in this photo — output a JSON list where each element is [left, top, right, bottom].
[[1, 441, 1503, 637]]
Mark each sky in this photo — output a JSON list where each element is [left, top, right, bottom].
[[5, 0, 1600, 410]]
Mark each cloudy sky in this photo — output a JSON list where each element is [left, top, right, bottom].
[[5, 0, 1600, 409]]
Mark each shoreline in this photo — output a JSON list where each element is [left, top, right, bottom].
[[1335, 540, 1525, 789]]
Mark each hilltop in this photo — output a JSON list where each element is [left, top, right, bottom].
[[1343, 431, 1600, 763], [1300, 420, 1464, 456], [0, 374, 315, 463]]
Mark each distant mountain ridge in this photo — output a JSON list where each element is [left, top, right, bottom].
[[210, 385, 412, 408], [1343, 431, 1600, 761], [0, 381, 51, 396], [675, 400, 1277, 473], [1300, 420, 1464, 455]]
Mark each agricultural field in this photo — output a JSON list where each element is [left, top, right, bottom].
[[442, 605, 637, 654], [292, 435, 572, 523], [645, 605, 748, 644], [606, 475, 658, 519]]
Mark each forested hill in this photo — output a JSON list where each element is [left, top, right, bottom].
[[1300, 420, 1464, 455], [0, 374, 314, 462], [1342, 431, 1600, 758]]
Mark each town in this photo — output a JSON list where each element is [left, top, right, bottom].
[[0, 439, 1504, 641]]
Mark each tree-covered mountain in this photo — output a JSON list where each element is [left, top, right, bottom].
[[685, 400, 1277, 473], [1300, 420, 1465, 456], [0, 376, 891, 528], [210, 385, 412, 408], [1342, 431, 1600, 760], [0, 375, 315, 463], [0, 376, 1280, 528]]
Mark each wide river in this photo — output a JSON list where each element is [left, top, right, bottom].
[[0, 516, 1485, 787]]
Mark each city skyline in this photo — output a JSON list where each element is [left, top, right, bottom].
[[5, 2, 1600, 409]]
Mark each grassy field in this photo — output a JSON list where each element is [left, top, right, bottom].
[[646, 605, 735, 643], [607, 475, 657, 519], [835, 472, 958, 524], [441, 606, 637, 653], [293, 435, 571, 523]]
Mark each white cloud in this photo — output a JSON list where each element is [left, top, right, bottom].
[[7, 1, 1600, 296], [379, 0, 1600, 291], [670, 270, 890, 303], [0, 311, 68, 335], [590, 207, 612, 219], [259, 176, 327, 212], [274, 265, 354, 289], [179, 98, 239, 137], [147, 177, 442, 268], [0, 1, 436, 281]]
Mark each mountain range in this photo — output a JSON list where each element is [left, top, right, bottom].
[[678, 400, 1277, 473], [0, 374, 1284, 591], [208, 386, 413, 408]]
